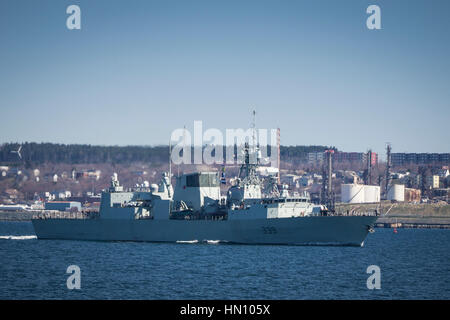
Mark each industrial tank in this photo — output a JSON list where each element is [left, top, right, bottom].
[[387, 184, 405, 202], [341, 184, 365, 203], [363, 185, 380, 203]]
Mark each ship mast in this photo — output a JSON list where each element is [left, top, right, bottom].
[[238, 110, 261, 186], [169, 139, 172, 181], [252, 109, 257, 152]]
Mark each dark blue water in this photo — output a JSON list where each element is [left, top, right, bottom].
[[1, 221, 449, 299]]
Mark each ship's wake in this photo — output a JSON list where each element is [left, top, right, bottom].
[[176, 240, 199, 244], [205, 240, 221, 244], [0, 235, 37, 240], [175, 239, 226, 244]]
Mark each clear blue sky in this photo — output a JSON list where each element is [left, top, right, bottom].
[[1, 0, 449, 156]]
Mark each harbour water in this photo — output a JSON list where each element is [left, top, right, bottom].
[[0, 221, 449, 299]]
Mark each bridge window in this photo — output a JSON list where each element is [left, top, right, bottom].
[[186, 173, 219, 188]]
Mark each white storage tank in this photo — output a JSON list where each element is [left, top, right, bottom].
[[387, 184, 405, 202], [363, 185, 380, 203], [341, 184, 365, 203]]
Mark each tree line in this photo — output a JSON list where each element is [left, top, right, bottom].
[[0, 142, 336, 165]]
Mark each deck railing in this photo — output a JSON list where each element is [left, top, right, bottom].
[[33, 211, 99, 220]]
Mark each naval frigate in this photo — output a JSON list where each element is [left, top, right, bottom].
[[32, 142, 378, 246]]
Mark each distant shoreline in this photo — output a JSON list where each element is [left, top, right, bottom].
[[336, 202, 450, 229], [375, 217, 450, 229], [0, 211, 36, 221]]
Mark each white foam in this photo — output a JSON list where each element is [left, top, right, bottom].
[[176, 240, 199, 244], [0, 235, 37, 240], [205, 240, 221, 244]]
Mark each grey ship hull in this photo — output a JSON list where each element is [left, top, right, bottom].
[[32, 215, 377, 246]]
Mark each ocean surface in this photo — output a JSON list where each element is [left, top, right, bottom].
[[0, 221, 449, 300]]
